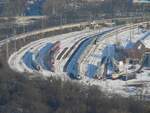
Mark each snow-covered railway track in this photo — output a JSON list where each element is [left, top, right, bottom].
[[7, 21, 150, 97], [8, 29, 101, 75], [78, 24, 144, 78]]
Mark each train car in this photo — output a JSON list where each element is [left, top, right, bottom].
[[51, 41, 61, 52], [48, 41, 61, 72], [31, 51, 41, 71]]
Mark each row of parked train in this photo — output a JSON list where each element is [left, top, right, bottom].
[[31, 41, 61, 72], [48, 41, 61, 72]]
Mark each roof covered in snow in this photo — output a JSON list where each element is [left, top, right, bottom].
[[140, 35, 150, 49]]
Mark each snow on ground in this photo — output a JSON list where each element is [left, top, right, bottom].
[[8, 29, 101, 75], [8, 24, 150, 97], [78, 27, 150, 97], [66, 37, 92, 78], [15, 16, 46, 25]]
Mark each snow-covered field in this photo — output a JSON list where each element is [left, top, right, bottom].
[[8, 23, 150, 98]]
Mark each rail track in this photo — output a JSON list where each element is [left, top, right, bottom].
[[6, 20, 150, 97]]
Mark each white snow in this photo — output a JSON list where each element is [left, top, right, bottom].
[[8, 22, 150, 98]]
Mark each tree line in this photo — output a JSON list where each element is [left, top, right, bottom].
[[0, 0, 148, 18], [0, 60, 150, 113]]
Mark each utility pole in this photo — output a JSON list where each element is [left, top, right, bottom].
[[14, 24, 17, 52], [132, 14, 134, 39], [23, 13, 26, 44], [6, 36, 9, 60], [41, 16, 44, 39], [115, 22, 118, 44], [129, 19, 132, 41], [111, 0, 114, 18]]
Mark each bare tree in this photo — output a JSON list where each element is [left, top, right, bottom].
[[3, 0, 26, 16]]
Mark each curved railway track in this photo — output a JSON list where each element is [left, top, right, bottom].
[[7, 21, 150, 97], [8, 29, 100, 75]]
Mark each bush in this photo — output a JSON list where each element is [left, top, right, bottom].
[[0, 65, 150, 113]]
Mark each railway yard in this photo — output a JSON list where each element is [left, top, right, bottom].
[[5, 21, 150, 99]]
